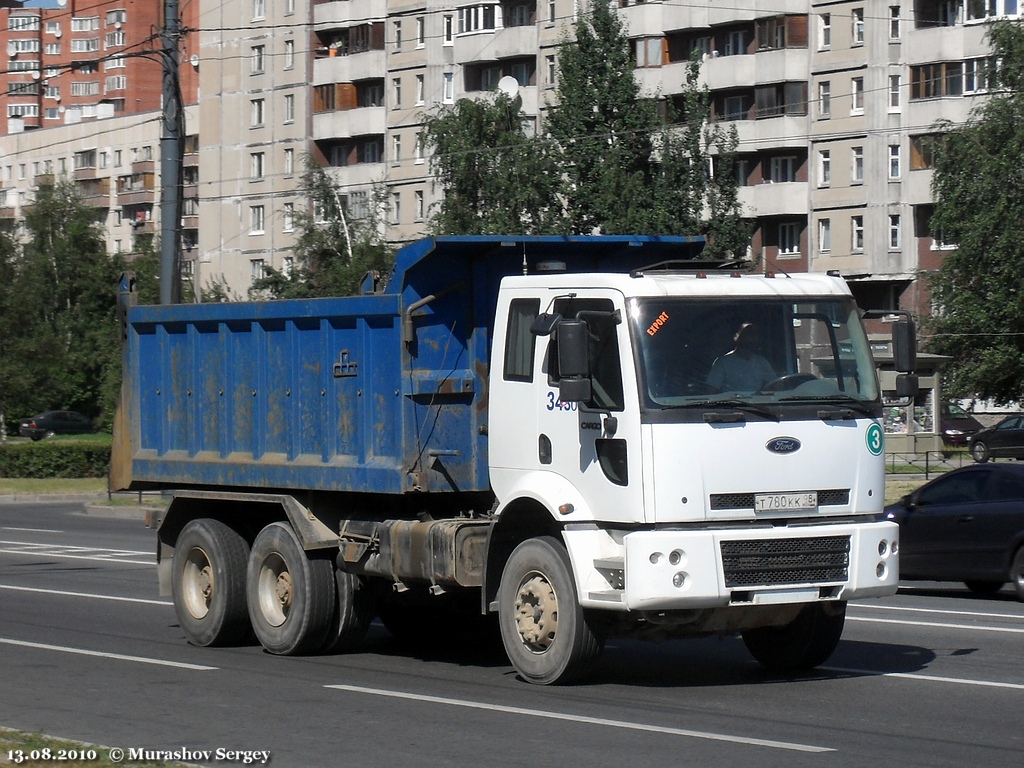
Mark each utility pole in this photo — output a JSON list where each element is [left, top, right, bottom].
[[159, 0, 183, 304]]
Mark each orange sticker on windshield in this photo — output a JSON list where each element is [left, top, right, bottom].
[[646, 311, 670, 336]]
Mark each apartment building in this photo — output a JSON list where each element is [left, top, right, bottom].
[[0, 0, 199, 265], [0, 0, 1013, 308]]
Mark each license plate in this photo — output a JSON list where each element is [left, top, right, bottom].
[[754, 492, 818, 512]]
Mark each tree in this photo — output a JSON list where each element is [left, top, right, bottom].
[[422, 94, 562, 234], [251, 162, 394, 299], [927, 21, 1024, 404], [0, 179, 125, 426]]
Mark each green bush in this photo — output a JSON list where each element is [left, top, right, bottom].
[[0, 439, 111, 478]]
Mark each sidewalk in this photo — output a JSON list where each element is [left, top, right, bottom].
[[0, 492, 164, 520]]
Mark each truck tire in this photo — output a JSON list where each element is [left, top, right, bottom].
[[742, 602, 847, 672], [318, 568, 375, 654], [247, 522, 335, 655], [498, 536, 603, 685], [171, 518, 252, 647]]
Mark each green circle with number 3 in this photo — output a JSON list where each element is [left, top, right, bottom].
[[865, 423, 883, 456]]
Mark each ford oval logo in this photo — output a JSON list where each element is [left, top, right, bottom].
[[766, 437, 801, 454]]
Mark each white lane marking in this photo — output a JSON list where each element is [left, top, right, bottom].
[[0, 584, 171, 606], [847, 615, 1024, 634], [0, 539, 152, 565], [0, 637, 216, 670], [324, 683, 833, 753], [823, 666, 1024, 691], [1, 527, 63, 533], [853, 603, 1024, 621]]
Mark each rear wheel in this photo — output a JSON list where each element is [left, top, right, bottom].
[[318, 568, 375, 654], [971, 441, 990, 463], [742, 602, 847, 672], [171, 518, 252, 647], [498, 537, 603, 685], [964, 580, 1004, 596], [247, 522, 335, 655]]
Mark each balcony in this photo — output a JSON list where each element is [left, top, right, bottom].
[[313, 49, 386, 87], [313, 0, 378, 29], [739, 181, 810, 218], [77, 177, 111, 206], [73, 166, 101, 181], [131, 159, 156, 174], [313, 106, 386, 141]]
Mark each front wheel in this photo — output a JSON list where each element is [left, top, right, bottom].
[[498, 537, 603, 685], [964, 580, 1004, 596], [971, 441, 990, 463], [1011, 548, 1024, 602], [742, 602, 846, 672], [171, 518, 252, 647], [247, 522, 335, 655]]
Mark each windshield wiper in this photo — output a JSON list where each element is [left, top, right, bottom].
[[777, 394, 877, 417], [680, 399, 778, 421]]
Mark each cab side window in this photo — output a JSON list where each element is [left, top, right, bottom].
[[548, 298, 624, 411], [503, 298, 540, 382]]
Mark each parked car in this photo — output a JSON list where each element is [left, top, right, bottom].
[[885, 463, 1024, 599], [969, 414, 1024, 463], [939, 401, 983, 446], [18, 410, 94, 441]]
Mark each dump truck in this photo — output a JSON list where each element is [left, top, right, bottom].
[[111, 235, 917, 684]]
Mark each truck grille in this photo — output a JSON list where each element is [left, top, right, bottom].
[[720, 535, 850, 588], [709, 488, 849, 510]]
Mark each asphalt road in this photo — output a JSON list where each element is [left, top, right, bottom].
[[1, 501, 1021, 768]]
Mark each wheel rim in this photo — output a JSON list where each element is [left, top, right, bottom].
[[512, 572, 558, 654], [973, 444, 986, 461], [257, 552, 292, 628], [181, 546, 214, 620]]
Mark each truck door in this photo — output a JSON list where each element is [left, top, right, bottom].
[[542, 294, 646, 526]]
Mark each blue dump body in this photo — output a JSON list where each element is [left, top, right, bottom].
[[114, 235, 704, 496]]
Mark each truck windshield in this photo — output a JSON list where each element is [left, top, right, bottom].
[[631, 297, 879, 408]]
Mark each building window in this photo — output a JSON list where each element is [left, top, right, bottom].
[[251, 45, 265, 74], [251, 98, 265, 126], [546, 55, 556, 87], [890, 6, 901, 39], [852, 146, 864, 183], [889, 214, 901, 249], [283, 256, 294, 276], [889, 144, 901, 179], [818, 81, 831, 118], [284, 148, 294, 176], [415, 190, 424, 221], [634, 37, 663, 68], [910, 62, 963, 100], [852, 8, 864, 45], [889, 74, 901, 110], [251, 152, 265, 180], [458, 4, 500, 34], [284, 40, 294, 69], [443, 72, 454, 103], [965, 57, 994, 93], [284, 94, 295, 123], [443, 15, 454, 44], [250, 205, 265, 234], [415, 132, 424, 164], [851, 77, 864, 114], [415, 74, 425, 105], [393, 20, 401, 51], [251, 259, 265, 281], [417, 17, 425, 47], [851, 216, 864, 251], [768, 156, 797, 183], [252, 0, 265, 20], [391, 192, 401, 225], [283, 203, 294, 232], [818, 149, 831, 186], [392, 78, 401, 108], [819, 13, 831, 49], [392, 134, 401, 164], [819, 218, 831, 253], [779, 222, 800, 256], [9, 15, 41, 31], [70, 16, 99, 32]]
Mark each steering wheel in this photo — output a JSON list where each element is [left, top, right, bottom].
[[759, 373, 817, 394]]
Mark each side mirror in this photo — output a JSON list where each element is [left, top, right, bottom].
[[895, 373, 919, 398], [893, 318, 917, 373], [557, 318, 592, 403]]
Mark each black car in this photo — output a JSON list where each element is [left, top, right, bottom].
[[18, 410, 94, 441], [969, 414, 1024, 463], [939, 401, 983, 446], [885, 463, 1024, 600]]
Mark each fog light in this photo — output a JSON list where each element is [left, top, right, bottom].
[[878, 540, 888, 557], [876, 562, 887, 579], [669, 549, 683, 566], [649, 552, 662, 565], [891, 540, 899, 555], [672, 572, 687, 589]]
